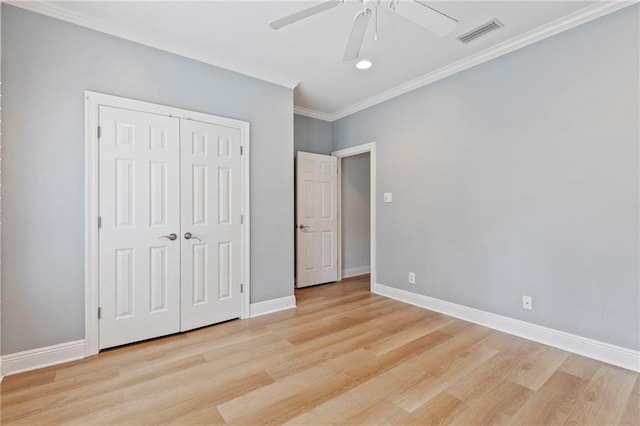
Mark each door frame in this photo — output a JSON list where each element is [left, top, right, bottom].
[[331, 142, 376, 291], [84, 91, 251, 357]]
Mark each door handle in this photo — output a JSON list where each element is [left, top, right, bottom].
[[159, 233, 177, 241], [298, 224, 310, 230], [184, 232, 202, 242]]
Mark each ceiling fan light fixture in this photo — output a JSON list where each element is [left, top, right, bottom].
[[356, 59, 373, 70]]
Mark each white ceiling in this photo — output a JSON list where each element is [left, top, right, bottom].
[[15, 1, 627, 120]]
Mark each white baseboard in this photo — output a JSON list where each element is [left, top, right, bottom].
[[2, 340, 86, 376], [250, 295, 297, 318], [373, 283, 640, 373], [342, 266, 371, 279]]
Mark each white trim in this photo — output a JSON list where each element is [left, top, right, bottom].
[[250, 296, 297, 318], [294, 106, 332, 122], [84, 92, 100, 357], [240, 121, 252, 321], [342, 266, 371, 279], [296, 1, 635, 122], [2, 340, 86, 376], [84, 90, 251, 356], [336, 158, 342, 282], [332, 142, 377, 291], [373, 283, 640, 373], [7, 1, 299, 90]]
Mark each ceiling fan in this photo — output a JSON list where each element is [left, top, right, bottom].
[[269, 0, 458, 61]]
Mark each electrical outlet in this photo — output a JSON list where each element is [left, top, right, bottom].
[[522, 295, 532, 310], [408, 272, 416, 284], [383, 192, 393, 203]]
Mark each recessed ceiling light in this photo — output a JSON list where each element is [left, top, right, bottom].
[[356, 59, 373, 70]]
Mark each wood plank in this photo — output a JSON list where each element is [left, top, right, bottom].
[[407, 324, 493, 373], [1, 354, 208, 422], [392, 342, 499, 412], [344, 331, 453, 383], [399, 392, 468, 425], [217, 350, 371, 422], [5, 390, 124, 425], [229, 373, 358, 425], [449, 380, 532, 425], [506, 344, 570, 391], [167, 404, 226, 425], [267, 329, 387, 380], [620, 376, 639, 426], [338, 399, 409, 425], [0, 366, 120, 406], [0, 369, 55, 393], [286, 302, 400, 345], [286, 364, 425, 425], [558, 353, 601, 381], [78, 371, 274, 425], [564, 363, 637, 425], [509, 370, 588, 425], [363, 315, 453, 356], [446, 349, 523, 405]]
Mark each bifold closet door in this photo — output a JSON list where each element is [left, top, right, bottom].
[[99, 106, 181, 349], [180, 119, 242, 332]]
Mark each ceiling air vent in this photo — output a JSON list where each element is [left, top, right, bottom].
[[457, 19, 503, 44]]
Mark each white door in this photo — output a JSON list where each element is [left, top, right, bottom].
[[180, 119, 243, 331], [296, 152, 338, 288], [99, 106, 181, 349]]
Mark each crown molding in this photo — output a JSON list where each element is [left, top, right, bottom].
[[330, 0, 636, 121], [7, 0, 634, 120], [6, 1, 300, 90], [294, 105, 333, 122]]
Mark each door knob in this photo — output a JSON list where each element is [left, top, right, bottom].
[[299, 224, 310, 230], [159, 233, 177, 241], [184, 232, 202, 242]]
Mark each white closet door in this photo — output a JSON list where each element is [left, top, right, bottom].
[[99, 106, 181, 349], [180, 119, 242, 331], [296, 152, 338, 288]]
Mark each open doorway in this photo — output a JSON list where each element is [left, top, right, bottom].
[[333, 142, 376, 291], [293, 143, 376, 292], [340, 153, 371, 277]]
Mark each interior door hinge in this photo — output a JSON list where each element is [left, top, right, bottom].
[[240, 214, 244, 225], [241, 284, 244, 293], [98, 307, 102, 319], [240, 146, 243, 155], [97, 126, 102, 140], [98, 216, 102, 229]]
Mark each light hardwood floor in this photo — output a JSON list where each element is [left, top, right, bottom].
[[1, 275, 638, 425]]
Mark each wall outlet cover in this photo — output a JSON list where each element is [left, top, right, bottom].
[[408, 272, 416, 284], [522, 295, 532, 310], [383, 192, 393, 203]]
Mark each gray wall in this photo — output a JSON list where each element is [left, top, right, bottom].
[[1, 5, 294, 354], [294, 114, 332, 155], [332, 6, 640, 350], [0, 3, 3, 361], [341, 153, 370, 273]]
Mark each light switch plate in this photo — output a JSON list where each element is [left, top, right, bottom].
[[383, 192, 393, 203]]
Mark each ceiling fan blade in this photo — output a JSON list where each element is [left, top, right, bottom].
[[270, 0, 343, 30], [390, 0, 457, 37], [343, 8, 372, 61]]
